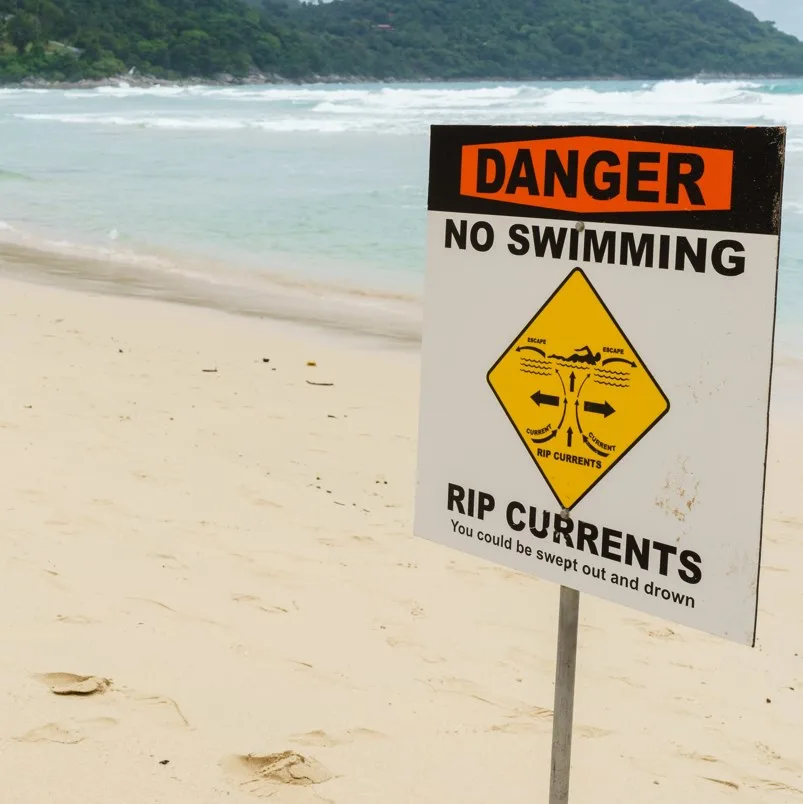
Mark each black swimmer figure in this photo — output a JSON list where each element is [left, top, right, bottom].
[[548, 346, 601, 365]]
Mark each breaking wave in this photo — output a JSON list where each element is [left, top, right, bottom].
[[14, 112, 357, 132], [8, 78, 803, 142]]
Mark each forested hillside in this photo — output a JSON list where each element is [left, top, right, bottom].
[[0, 0, 313, 81], [282, 0, 803, 80], [1, 0, 802, 83]]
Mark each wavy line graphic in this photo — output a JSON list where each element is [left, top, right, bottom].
[[520, 369, 552, 376], [552, 360, 595, 370], [593, 379, 630, 388]]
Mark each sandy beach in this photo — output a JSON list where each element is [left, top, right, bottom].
[[1, 273, 802, 803]]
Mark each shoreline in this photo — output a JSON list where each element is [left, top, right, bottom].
[[0, 238, 423, 350]]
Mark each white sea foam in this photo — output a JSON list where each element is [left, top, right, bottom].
[[0, 87, 47, 96], [0, 221, 176, 271], [11, 79, 803, 135], [13, 111, 361, 132], [93, 82, 192, 98], [15, 113, 244, 130]]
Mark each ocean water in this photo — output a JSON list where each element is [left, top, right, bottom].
[[0, 78, 802, 348]]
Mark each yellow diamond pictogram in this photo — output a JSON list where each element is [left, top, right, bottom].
[[487, 268, 670, 510]]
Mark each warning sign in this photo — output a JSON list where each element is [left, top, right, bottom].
[[414, 124, 787, 646], [487, 268, 669, 510]]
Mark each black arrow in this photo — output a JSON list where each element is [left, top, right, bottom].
[[556, 369, 567, 397], [531, 390, 560, 407], [584, 400, 615, 417], [555, 399, 567, 431], [577, 374, 589, 397], [531, 429, 557, 444], [602, 357, 636, 368], [569, 371, 576, 393], [566, 426, 573, 447], [517, 346, 546, 357]]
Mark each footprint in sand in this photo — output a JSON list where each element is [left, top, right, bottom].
[[489, 706, 611, 739], [32, 672, 190, 729], [16, 717, 118, 745], [35, 672, 111, 696], [221, 750, 333, 798], [290, 728, 385, 748]]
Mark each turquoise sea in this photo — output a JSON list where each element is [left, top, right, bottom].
[[0, 78, 802, 349]]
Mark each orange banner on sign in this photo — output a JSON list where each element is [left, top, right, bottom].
[[459, 137, 734, 214]]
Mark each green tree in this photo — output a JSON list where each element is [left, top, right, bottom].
[[8, 11, 38, 54]]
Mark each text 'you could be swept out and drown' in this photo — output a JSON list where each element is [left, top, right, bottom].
[[446, 483, 700, 609]]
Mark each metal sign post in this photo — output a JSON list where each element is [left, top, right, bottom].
[[549, 585, 580, 804]]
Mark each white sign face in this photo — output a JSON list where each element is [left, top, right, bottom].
[[414, 126, 786, 645]]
